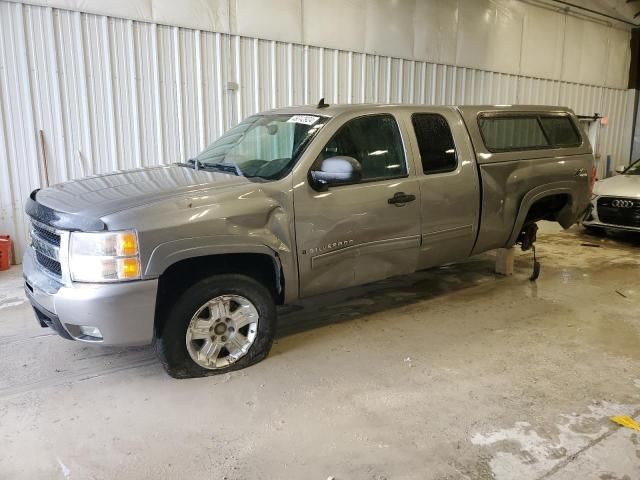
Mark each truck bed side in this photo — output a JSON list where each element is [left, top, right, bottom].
[[457, 106, 594, 254]]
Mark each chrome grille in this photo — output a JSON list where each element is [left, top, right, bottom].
[[32, 222, 60, 246], [35, 251, 62, 277], [29, 219, 63, 279]]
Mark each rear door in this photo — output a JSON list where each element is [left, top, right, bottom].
[[292, 112, 421, 297], [402, 109, 480, 269]]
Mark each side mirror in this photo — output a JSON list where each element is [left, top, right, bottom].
[[309, 156, 362, 192], [615, 165, 627, 174]]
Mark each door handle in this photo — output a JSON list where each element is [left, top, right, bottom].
[[388, 192, 416, 205]]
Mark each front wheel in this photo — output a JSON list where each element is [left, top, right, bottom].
[[154, 274, 277, 378]]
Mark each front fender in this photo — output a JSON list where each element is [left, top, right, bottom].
[[145, 235, 281, 277]]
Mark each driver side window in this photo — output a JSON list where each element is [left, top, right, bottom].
[[315, 114, 407, 183]]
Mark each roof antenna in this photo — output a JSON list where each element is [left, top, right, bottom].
[[317, 97, 329, 109]]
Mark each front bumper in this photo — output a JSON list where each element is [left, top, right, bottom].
[[23, 247, 158, 346], [582, 198, 640, 232]]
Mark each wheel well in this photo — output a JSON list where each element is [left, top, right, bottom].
[[154, 253, 284, 336], [523, 193, 571, 224]]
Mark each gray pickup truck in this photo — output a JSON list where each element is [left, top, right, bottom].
[[23, 103, 594, 378]]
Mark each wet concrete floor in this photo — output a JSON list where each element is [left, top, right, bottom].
[[0, 224, 638, 479]]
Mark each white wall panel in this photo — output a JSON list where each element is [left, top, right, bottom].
[[9, 0, 632, 89], [561, 15, 609, 86], [489, 1, 526, 74], [364, 0, 415, 59], [0, 3, 43, 256], [455, 0, 495, 72], [24, 0, 154, 23], [455, 0, 524, 75], [302, 0, 366, 53], [413, 0, 458, 65], [233, 0, 302, 44], [0, 0, 635, 261], [153, 0, 229, 33], [520, 3, 564, 79], [606, 26, 632, 88]]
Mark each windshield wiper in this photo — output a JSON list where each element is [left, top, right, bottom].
[[204, 162, 243, 176], [185, 158, 205, 170], [185, 159, 243, 176]]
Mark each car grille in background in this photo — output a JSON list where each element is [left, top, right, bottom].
[[30, 220, 63, 278], [597, 197, 640, 228]]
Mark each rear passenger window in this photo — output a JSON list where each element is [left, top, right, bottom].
[[539, 117, 581, 147], [316, 114, 407, 182], [479, 115, 582, 152], [412, 114, 457, 174]]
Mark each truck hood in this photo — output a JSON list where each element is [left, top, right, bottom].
[[35, 165, 251, 218], [594, 174, 640, 199]]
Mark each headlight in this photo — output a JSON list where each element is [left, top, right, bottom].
[[69, 230, 141, 282]]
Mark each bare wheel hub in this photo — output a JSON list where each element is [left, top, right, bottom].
[[185, 295, 259, 370]]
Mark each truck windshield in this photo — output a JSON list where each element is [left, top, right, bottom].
[[623, 158, 640, 175], [192, 114, 328, 180]]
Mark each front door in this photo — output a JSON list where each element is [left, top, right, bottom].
[[293, 113, 421, 298]]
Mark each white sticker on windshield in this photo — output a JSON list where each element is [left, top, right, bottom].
[[287, 115, 320, 125]]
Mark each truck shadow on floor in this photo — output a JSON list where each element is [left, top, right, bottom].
[[275, 254, 503, 340], [275, 228, 639, 343]]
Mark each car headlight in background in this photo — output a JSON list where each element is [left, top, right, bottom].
[[69, 230, 141, 282]]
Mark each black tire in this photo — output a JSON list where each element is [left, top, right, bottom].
[[154, 274, 276, 379]]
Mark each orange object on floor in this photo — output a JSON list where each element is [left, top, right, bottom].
[[0, 235, 12, 271]]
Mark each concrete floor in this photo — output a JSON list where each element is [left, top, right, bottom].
[[1, 224, 639, 480]]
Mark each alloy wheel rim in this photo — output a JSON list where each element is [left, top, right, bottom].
[[185, 294, 259, 369]]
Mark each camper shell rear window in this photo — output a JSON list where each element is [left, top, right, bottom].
[[478, 114, 582, 152]]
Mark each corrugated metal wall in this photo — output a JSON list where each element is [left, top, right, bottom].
[[0, 1, 635, 261]]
